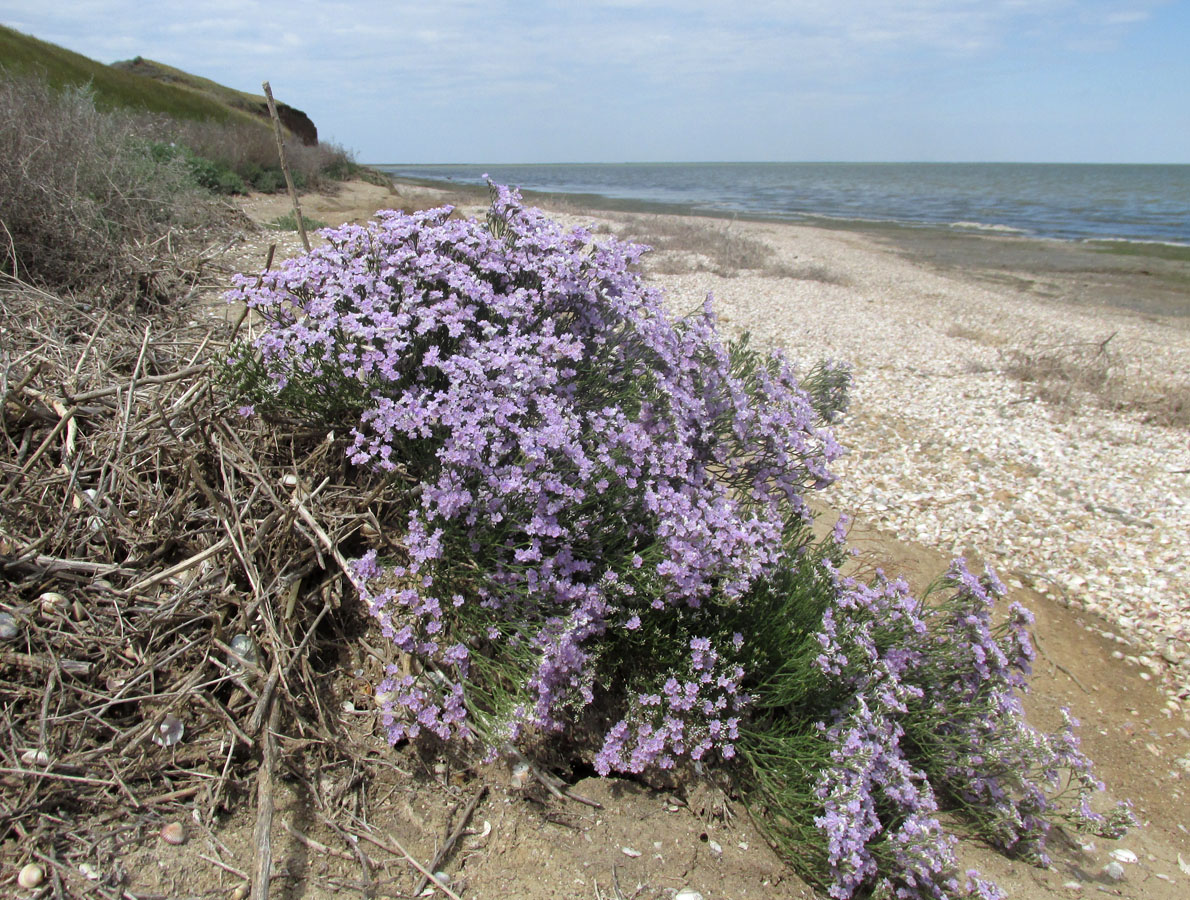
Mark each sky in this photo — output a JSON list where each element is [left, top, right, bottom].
[[2, 1, 1187, 164]]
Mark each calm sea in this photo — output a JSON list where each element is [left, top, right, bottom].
[[374, 162, 1190, 245]]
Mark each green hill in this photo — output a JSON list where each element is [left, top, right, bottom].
[[0, 24, 310, 139]]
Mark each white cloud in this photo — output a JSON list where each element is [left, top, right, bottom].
[[0, 0, 1177, 160]]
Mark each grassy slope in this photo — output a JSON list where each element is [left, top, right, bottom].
[[109, 57, 270, 115], [0, 23, 265, 129]]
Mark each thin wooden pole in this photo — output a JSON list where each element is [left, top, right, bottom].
[[261, 81, 310, 253]]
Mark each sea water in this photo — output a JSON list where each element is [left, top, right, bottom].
[[374, 162, 1190, 245]]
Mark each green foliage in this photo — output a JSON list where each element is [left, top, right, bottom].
[[266, 212, 330, 232]]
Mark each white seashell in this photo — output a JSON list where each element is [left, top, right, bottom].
[[18, 863, 45, 889], [229, 884, 249, 900], [281, 473, 299, 488], [152, 715, 184, 747], [38, 592, 67, 614], [707, 839, 723, 856], [228, 634, 257, 669], [160, 821, 187, 845], [621, 847, 641, 858], [79, 862, 100, 880], [0, 612, 20, 641], [675, 891, 705, 900], [1103, 861, 1125, 882], [1108, 848, 1137, 864], [20, 749, 49, 766]]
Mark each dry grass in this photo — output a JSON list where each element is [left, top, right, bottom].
[[606, 213, 843, 282], [171, 118, 360, 191], [1003, 332, 1189, 429], [0, 71, 216, 300]]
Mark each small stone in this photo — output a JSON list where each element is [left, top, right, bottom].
[[1103, 861, 1125, 882], [0, 612, 19, 641], [160, 821, 187, 845], [18, 863, 45, 889]]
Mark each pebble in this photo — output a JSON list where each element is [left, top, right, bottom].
[[0, 612, 19, 641], [18, 863, 44, 889]]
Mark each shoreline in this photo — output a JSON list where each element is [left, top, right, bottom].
[[375, 168, 1190, 251], [383, 173, 1190, 321]]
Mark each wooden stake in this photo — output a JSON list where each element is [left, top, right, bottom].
[[261, 81, 311, 253]]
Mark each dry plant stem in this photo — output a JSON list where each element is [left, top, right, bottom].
[[251, 692, 282, 900], [351, 825, 465, 900], [411, 785, 488, 895], [262, 81, 310, 253]]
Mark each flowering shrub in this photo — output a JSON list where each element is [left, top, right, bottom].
[[226, 187, 1129, 899], [227, 184, 844, 756], [739, 555, 1133, 899]]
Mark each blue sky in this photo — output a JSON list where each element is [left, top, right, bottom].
[[2, 1, 1187, 163]]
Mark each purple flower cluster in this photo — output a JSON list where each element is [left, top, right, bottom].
[[594, 634, 747, 774], [229, 185, 844, 766], [800, 558, 1130, 898]]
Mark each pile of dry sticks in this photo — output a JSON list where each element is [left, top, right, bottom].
[[0, 261, 490, 899]]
